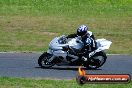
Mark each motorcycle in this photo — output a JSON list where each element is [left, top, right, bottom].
[[38, 35, 112, 69]]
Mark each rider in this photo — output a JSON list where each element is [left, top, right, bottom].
[[66, 25, 97, 61]]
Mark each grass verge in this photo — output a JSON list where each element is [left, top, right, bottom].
[[0, 77, 131, 88]]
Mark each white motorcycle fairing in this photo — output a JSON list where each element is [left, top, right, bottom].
[[47, 36, 83, 60], [89, 39, 112, 58], [48, 35, 112, 59]]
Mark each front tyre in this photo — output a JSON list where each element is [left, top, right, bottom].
[[85, 51, 107, 69], [38, 52, 54, 68]]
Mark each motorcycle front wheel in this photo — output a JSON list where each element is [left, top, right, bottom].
[[38, 52, 54, 68], [85, 51, 107, 69]]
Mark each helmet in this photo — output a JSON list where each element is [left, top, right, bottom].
[[77, 25, 88, 36]]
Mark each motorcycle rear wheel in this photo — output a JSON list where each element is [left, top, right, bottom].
[[38, 52, 54, 68], [85, 51, 107, 69]]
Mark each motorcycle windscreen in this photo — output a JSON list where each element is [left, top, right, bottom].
[[49, 37, 63, 50]]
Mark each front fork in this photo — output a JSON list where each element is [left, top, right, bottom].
[[47, 55, 56, 63]]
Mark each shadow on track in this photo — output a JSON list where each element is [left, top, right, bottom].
[[35, 66, 102, 71]]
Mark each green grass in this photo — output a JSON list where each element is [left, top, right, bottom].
[[0, 0, 131, 17], [0, 77, 131, 88], [0, 0, 132, 54]]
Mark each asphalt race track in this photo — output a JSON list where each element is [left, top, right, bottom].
[[0, 53, 132, 79]]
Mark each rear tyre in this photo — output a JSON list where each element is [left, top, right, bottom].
[[38, 52, 54, 68], [85, 51, 107, 69]]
